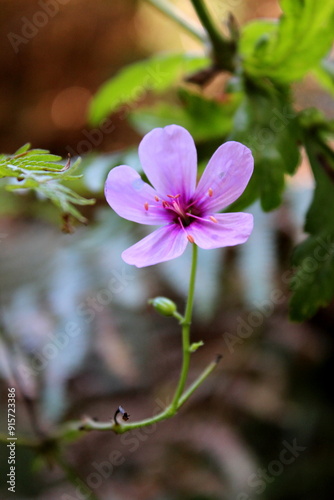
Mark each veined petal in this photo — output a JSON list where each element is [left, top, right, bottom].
[[105, 166, 170, 225], [122, 224, 188, 267], [195, 142, 254, 213], [189, 212, 254, 249], [139, 125, 197, 200]]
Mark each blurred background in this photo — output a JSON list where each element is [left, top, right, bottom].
[[0, 1, 334, 499]]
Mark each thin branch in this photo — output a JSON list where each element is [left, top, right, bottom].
[[190, 0, 236, 71], [177, 354, 222, 407], [144, 0, 207, 42]]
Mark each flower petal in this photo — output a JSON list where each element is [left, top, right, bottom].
[[122, 224, 188, 267], [195, 142, 254, 213], [139, 125, 197, 199], [189, 212, 254, 249], [105, 166, 171, 225]]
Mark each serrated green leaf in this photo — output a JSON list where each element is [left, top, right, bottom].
[[0, 145, 94, 223], [289, 132, 334, 320], [14, 153, 63, 163], [240, 0, 334, 83], [89, 52, 210, 126]]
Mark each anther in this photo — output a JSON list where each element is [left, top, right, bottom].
[[209, 216, 218, 223], [208, 188, 213, 197], [167, 194, 181, 199], [154, 196, 160, 202], [187, 234, 195, 243], [162, 201, 169, 208], [144, 202, 149, 211]]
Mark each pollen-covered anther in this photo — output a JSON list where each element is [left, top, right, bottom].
[[209, 216, 218, 223], [144, 202, 149, 211], [167, 194, 181, 199], [187, 234, 195, 243], [154, 196, 160, 202], [208, 188, 213, 197]]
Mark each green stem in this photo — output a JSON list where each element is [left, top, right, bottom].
[[144, 0, 207, 42], [170, 243, 198, 410], [60, 353, 222, 435], [55, 244, 220, 436], [190, 0, 235, 71], [177, 355, 222, 408], [172, 310, 184, 323]]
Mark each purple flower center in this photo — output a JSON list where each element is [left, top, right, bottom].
[[144, 189, 218, 243]]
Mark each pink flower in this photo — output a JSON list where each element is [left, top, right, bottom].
[[105, 125, 254, 268]]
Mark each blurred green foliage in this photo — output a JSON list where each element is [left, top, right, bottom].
[[88, 0, 334, 320]]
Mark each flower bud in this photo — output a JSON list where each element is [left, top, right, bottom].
[[149, 297, 177, 317]]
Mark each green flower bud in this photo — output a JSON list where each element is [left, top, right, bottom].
[[149, 297, 177, 317]]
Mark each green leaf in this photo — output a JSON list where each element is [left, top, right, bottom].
[[0, 146, 95, 223], [13, 143, 31, 155], [229, 83, 300, 211], [129, 88, 239, 142], [312, 58, 334, 97], [89, 52, 210, 126], [240, 0, 334, 83], [289, 133, 334, 320], [189, 341, 204, 353]]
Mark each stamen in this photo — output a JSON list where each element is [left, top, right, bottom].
[[162, 201, 170, 208], [144, 202, 149, 211], [167, 194, 181, 199], [154, 196, 160, 202], [172, 201, 186, 218], [178, 217, 194, 244], [208, 188, 213, 197], [186, 213, 218, 223]]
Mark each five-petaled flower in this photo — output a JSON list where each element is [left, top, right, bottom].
[[105, 125, 254, 267]]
